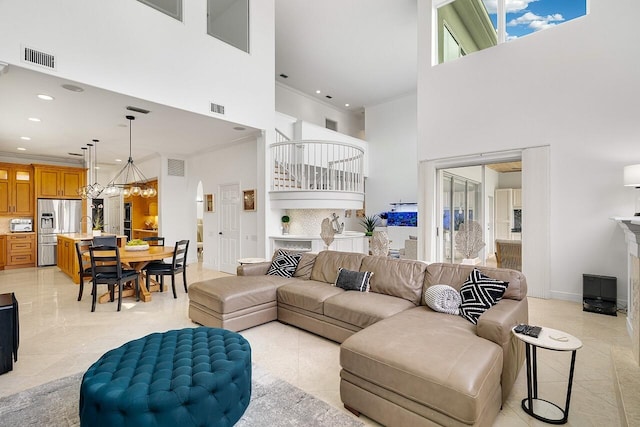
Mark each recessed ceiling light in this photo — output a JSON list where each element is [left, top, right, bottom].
[[94, 166, 100, 170], [28, 117, 41, 122], [316, 90, 321, 94], [37, 94, 54, 101], [233, 126, 246, 131], [345, 104, 350, 107], [20, 136, 31, 140], [61, 84, 84, 92], [17, 147, 26, 151], [115, 159, 122, 162]]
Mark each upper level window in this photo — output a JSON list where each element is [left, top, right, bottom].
[[435, 0, 587, 64], [138, 0, 182, 21], [207, 0, 250, 53]]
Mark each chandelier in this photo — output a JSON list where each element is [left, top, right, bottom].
[[77, 139, 104, 199], [103, 115, 157, 198]]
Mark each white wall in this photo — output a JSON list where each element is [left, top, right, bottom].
[[276, 83, 364, 138], [0, 0, 275, 131], [188, 137, 259, 270], [498, 172, 521, 189], [365, 93, 418, 217], [418, 0, 637, 305]]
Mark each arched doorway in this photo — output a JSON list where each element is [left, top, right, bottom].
[[196, 181, 204, 262]]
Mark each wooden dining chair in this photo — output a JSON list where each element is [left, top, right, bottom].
[[88, 245, 139, 312], [93, 235, 117, 247], [142, 236, 165, 246], [143, 240, 189, 299], [75, 240, 93, 302]]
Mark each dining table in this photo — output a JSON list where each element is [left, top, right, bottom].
[[85, 246, 175, 303]]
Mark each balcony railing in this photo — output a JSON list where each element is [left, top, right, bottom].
[[270, 140, 364, 193]]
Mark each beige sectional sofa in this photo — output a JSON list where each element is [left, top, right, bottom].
[[188, 250, 528, 427]]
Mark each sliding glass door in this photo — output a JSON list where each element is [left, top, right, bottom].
[[442, 173, 481, 263]]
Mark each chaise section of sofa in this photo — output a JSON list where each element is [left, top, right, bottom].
[[339, 262, 528, 426]]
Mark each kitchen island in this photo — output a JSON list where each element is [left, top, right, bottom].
[[57, 233, 127, 284]]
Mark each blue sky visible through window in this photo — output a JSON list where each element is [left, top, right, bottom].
[[482, 0, 587, 40]]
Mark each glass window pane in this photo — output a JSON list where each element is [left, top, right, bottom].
[[138, 0, 182, 21], [437, 0, 497, 64], [15, 171, 30, 181], [0, 169, 8, 180], [504, 0, 587, 41], [207, 0, 250, 53]]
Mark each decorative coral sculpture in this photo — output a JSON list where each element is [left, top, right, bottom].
[[455, 221, 485, 259], [320, 218, 336, 249]]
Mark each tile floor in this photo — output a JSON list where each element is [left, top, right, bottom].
[[0, 263, 631, 426]]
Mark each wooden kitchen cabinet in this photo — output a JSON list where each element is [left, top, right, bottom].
[[57, 235, 76, 281], [0, 163, 34, 215], [0, 235, 6, 270], [33, 165, 85, 199], [6, 233, 35, 269]]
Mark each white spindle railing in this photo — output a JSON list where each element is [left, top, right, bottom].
[[271, 140, 364, 193]]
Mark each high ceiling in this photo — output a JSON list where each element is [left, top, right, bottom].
[[275, 0, 417, 111], [0, 1, 417, 165]]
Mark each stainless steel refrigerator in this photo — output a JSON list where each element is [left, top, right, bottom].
[[37, 199, 83, 266]]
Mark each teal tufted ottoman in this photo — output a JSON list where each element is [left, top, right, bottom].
[[79, 327, 251, 427]]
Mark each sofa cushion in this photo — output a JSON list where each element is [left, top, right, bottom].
[[459, 269, 509, 325], [188, 275, 294, 314], [267, 249, 302, 278], [426, 263, 527, 301], [335, 268, 373, 292], [277, 280, 344, 315], [324, 292, 415, 329], [294, 252, 317, 279], [310, 251, 366, 284], [340, 307, 503, 424], [360, 256, 427, 305]]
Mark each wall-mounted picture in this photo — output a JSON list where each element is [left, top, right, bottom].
[[243, 189, 256, 211], [205, 194, 214, 213]]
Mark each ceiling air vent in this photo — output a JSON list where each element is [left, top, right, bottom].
[[210, 102, 225, 115], [22, 46, 56, 70], [126, 105, 150, 114], [167, 158, 185, 177]]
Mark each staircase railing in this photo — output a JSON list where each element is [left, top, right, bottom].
[[270, 140, 364, 193]]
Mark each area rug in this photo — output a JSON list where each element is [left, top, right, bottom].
[[0, 365, 364, 427]]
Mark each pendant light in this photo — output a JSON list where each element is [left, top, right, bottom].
[[78, 139, 104, 199], [103, 115, 157, 198]]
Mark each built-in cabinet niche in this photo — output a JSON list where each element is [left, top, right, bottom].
[[495, 188, 521, 240]]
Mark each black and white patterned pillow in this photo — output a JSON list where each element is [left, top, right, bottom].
[[334, 268, 373, 292], [267, 250, 302, 278], [459, 269, 509, 325]]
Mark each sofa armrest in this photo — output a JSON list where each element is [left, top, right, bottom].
[[237, 262, 271, 276], [477, 297, 528, 403], [477, 298, 528, 346]]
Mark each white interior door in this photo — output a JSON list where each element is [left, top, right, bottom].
[[219, 183, 241, 274]]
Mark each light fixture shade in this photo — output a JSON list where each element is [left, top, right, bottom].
[[624, 164, 640, 187]]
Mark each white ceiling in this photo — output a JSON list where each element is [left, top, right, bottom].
[[0, 1, 417, 165], [275, 0, 417, 111]]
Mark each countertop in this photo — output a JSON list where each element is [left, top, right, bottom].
[[270, 232, 365, 239], [57, 233, 127, 241], [133, 229, 158, 233], [0, 232, 35, 236]]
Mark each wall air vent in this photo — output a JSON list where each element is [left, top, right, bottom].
[[22, 46, 56, 70], [167, 158, 185, 177], [126, 105, 150, 114], [210, 102, 225, 115]]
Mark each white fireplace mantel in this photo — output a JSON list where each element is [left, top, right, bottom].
[[612, 216, 640, 365]]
